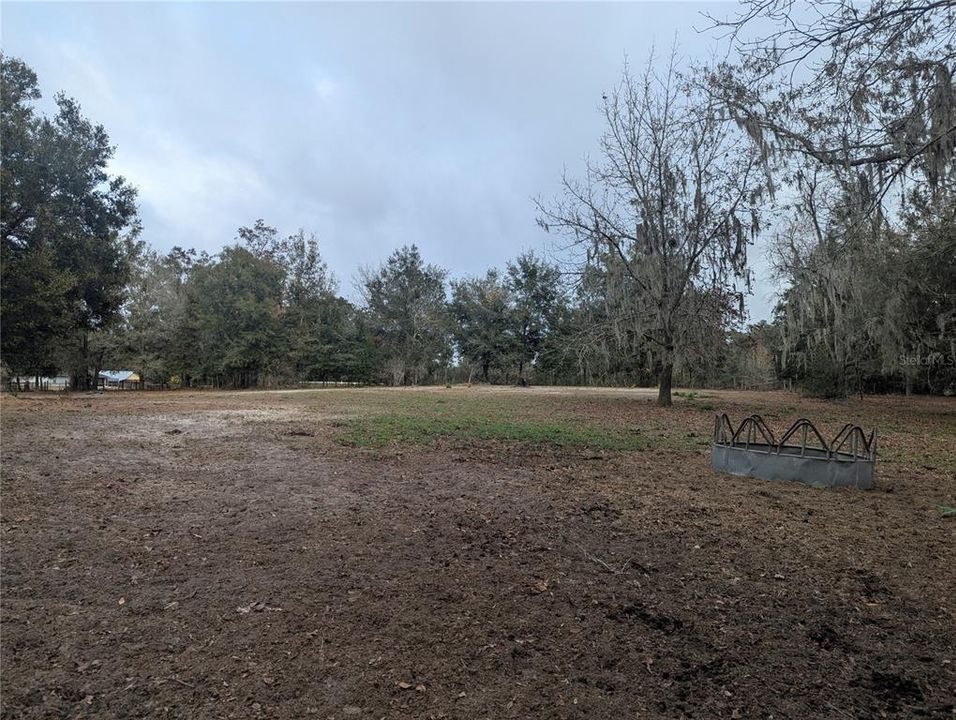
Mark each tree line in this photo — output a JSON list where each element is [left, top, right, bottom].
[[110, 228, 573, 391], [2, 0, 954, 404]]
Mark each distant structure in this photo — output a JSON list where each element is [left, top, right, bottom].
[[97, 370, 141, 390], [9, 375, 71, 391]]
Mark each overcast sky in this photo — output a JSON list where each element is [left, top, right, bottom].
[[2, 1, 778, 321]]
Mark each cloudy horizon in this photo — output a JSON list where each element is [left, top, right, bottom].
[[2, 1, 779, 321]]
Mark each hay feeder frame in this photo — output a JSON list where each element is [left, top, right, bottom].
[[712, 414, 877, 489]]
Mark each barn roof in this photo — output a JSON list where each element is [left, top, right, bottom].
[[99, 370, 136, 382]]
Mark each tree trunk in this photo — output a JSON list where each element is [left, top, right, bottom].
[[657, 362, 673, 407], [72, 332, 94, 391]]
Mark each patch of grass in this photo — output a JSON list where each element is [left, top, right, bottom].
[[677, 391, 718, 413], [338, 413, 649, 451], [320, 390, 709, 453], [674, 390, 699, 400]]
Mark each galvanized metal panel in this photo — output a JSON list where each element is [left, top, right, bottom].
[[712, 415, 877, 490], [712, 444, 875, 489]]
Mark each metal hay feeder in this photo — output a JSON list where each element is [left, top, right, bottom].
[[712, 414, 877, 489]]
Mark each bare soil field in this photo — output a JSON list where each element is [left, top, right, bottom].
[[2, 386, 954, 719]]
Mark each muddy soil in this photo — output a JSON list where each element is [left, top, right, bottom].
[[2, 388, 954, 719]]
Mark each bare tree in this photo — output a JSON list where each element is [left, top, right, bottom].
[[704, 0, 956, 215], [537, 53, 762, 406], [700, 1, 956, 396]]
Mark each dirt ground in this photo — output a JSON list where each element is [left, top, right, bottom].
[[2, 386, 954, 719]]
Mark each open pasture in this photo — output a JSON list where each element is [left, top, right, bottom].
[[2, 387, 954, 718]]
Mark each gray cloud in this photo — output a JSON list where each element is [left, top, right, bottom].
[[2, 1, 779, 320]]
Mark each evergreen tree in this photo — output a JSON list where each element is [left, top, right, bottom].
[[1, 55, 140, 387]]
